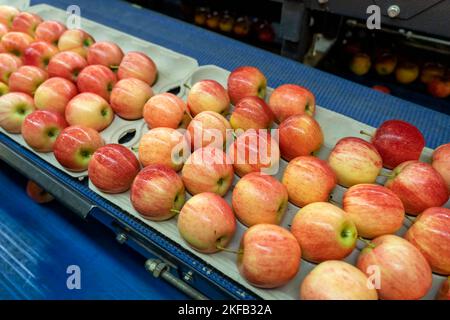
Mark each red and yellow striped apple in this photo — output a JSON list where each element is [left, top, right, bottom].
[[1, 31, 33, 58], [432, 143, 450, 192], [227, 66, 266, 105], [11, 12, 42, 37], [47, 51, 87, 82], [0, 52, 22, 83], [23, 41, 59, 70], [0, 92, 35, 133], [77, 64, 117, 101], [187, 79, 230, 116], [58, 29, 95, 58], [186, 110, 230, 150], [0, 5, 19, 28], [35, 20, 67, 45], [230, 96, 273, 130], [86, 41, 124, 71], [269, 84, 315, 123], [118, 51, 157, 85], [110, 78, 153, 120], [9, 65, 48, 96], [143, 93, 188, 129], [34, 77, 78, 114]]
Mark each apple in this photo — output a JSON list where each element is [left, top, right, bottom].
[[366, 119, 425, 169], [58, 29, 95, 58], [0, 92, 35, 133], [53, 125, 104, 171], [427, 78, 450, 98], [349, 53, 371, 76], [374, 53, 397, 76], [194, 7, 207, 26], [178, 192, 236, 253], [0, 52, 22, 83], [219, 12, 234, 33], [1, 31, 34, 58], [186, 110, 231, 150], [22, 110, 68, 152], [34, 77, 78, 114], [227, 66, 266, 105], [138, 127, 188, 171], [232, 172, 288, 227], [181, 146, 234, 196], [11, 12, 43, 37], [76, 64, 117, 101], [65, 93, 114, 132], [421, 63, 445, 84], [0, 22, 8, 38], [143, 92, 188, 129], [0, 5, 19, 28], [404, 207, 450, 275], [372, 85, 390, 94], [0, 81, 8, 96], [8, 65, 48, 96], [328, 137, 382, 187], [436, 278, 450, 300], [300, 260, 378, 300], [432, 143, 450, 192], [230, 129, 280, 177], [268, 84, 315, 123], [23, 41, 59, 70], [357, 234, 432, 300], [26, 180, 54, 204], [230, 96, 273, 131], [47, 51, 87, 82], [117, 51, 157, 86], [343, 184, 404, 239], [238, 224, 301, 288], [205, 11, 220, 29], [395, 62, 419, 84], [131, 164, 184, 221], [35, 20, 67, 45], [291, 202, 357, 263], [278, 114, 323, 161], [384, 161, 449, 215], [110, 78, 153, 120], [86, 41, 124, 71], [187, 79, 230, 116], [282, 156, 336, 207], [233, 16, 250, 37], [88, 144, 140, 194]]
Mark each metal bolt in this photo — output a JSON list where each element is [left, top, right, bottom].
[[387, 5, 400, 18], [183, 271, 194, 283], [116, 232, 127, 244]]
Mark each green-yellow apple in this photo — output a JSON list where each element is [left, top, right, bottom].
[[0, 53, 22, 83], [186, 110, 231, 150], [143, 93, 188, 129], [432, 143, 450, 192], [0, 92, 35, 133], [110, 77, 153, 120], [349, 53, 371, 76], [34, 77, 78, 114], [374, 53, 397, 76], [187, 79, 230, 116], [227, 66, 266, 105], [395, 62, 419, 84], [230, 96, 274, 131], [58, 29, 95, 58], [268, 84, 315, 123], [0, 82, 8, 96]]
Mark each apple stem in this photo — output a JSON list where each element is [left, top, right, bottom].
[[131, 145, 139, 152], [359, 130, 374, 138], [170, 208, 181, 214], [231, 131, 238, 140], [183, 83, 191, 90], [358, 236, 375, 249], [379, 172, 395, 179], [185, 111, 193, 120], [110, 65, 119, 70], [216, 244, 242, 254]]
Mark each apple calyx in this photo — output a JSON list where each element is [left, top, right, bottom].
[[358, 236, 376, 249], [305, 104, 314, 116], [359, 129, 374, 138]]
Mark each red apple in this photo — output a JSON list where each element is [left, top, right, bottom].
[[291, 202, 357, 263], [22, 110, 68, 152], [404, 207, 450, 275], [421, 63, 445, 84], [34, 77, 78, 114], [229, 96, 274, 130], [300, 261, 378, 300], [143, 92, 188, 129], [0, 81, 8, 96], [178, 192, 236, 253], [384, 161, 449, 215], [186, 110, 231, 150], [58, 29, 95, 58], [357, 234, 432, 300], [269, 84, 315, 123], [47, 51, 87, 82], [0, 5, 20, 28], [278, 114, 323, 161], [11, 12, 42, 37], [35, 20, 67, 45], [187, 79, 230, 116], [282, 156, 336, 207], [343, 184, 404, 239], [76, 64, 117, 101], [117, 51, 157, 85], [181, 147, 234, 196], [23, 41, 59, 69], [1, 31, 34, 58], [65, 93, 114, 132], [372, 85, 390, 94], [238, 224, 301, 288], [0, 92, 35, 133], [86, 41, 124, 71], [88, 144, 140, 193], [53, 125, 104, 171], [232, 172, 288, 226], [432, 143, 450, 192], [328, 137, 382, 187], [110, 78, 153, 120], [227, 66, 267, 105], [427, 78, 450, 98], [26, 180, 54, 204], [436, 278, 450, 300], [8, 65, 48, 96], [0, 52, 22, 83]]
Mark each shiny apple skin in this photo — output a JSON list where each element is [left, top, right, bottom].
[[22, 110, 68, 152], [53, 125, 104, 171], [187, 79, 230, 116], [34, 77, 78, 114], [405, 207, 450, 275], [23, 41, 59, 70], [238, 224, 301, 288], [279, 114, 323, 161], [26, 180, 54, 204], [227, 66, 267, 105], [269, 84, 315, 123], [230, 96, 274, 131], [1, 31, 34, 58], [11, 12, 42, 37], [357, 234, 432, 300], [8, 65, 48, 96], [118, 51, 157, 85], [178, 192, 236, 253], [144, 93, 187, 129], [88, 144, 140, 194], [186, 110, 231, 150], [0, 5, 20, 28], [432, 143, 450, 192], [384, 161, 449, 215], [282, 156, 336, 207], [371, 120, 425, 169], [0, 92, 35, 133], [86, 41, 124, 70], [47, 51, 87, 82], [110, 78, 153, 120], [77, 64, 117, 101], [0, 52, 22, 83], [35, 20, 67, 45], [58, 29, 95, 58], [0, 23, 8, 38]]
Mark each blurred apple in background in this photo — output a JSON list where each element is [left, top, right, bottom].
[[282, 156, 336, 207], [118, 51, 157, 86], [9, 65, 48, 96], [205, 11, 219, 30], [238, 224, 301, 288], [269, 84, 315, 123], [86, 41, 124, 71], [230, 96, 273, 131], [1, 31, 34, 58], [76, 64, 117, 101], [131, 164, 184, 221], [405, 207, 450, 275], [349, 53, 371, 76], [22, 110, 67, 152], [54, 125, 104, 171], [0, 82, 8, 96], [58, 29, 95, 58], [65, 93, 114, 132], [219, 12, 234, 33], [47, 51, 87, 82], [257, 21, 275, 43], [34, 77, 78, 114], [384, 161, 448, 215], [300, 260, 378, 300], [227, 66, 266, 105], [357, 234, 432, 300], [11, 12, 42, 37], [26, 180, 54, 204], [23, 41, 59, 70], [0, 53, 22, 83], [427, 78, 450, 98], [187, 79, 229, 116], [89, 144, 140, 194], [186, 110, 230, 150], [144, 93, 188, 129], [194, 7, 207, 26], [372, 85, 390, 94], [432, 143, 450, 192], [420, 63, 445, 84], [343, 184, 404, 239], [0, 5, 20, 28], [35, 20, 67, 46], [233, 16, 250, 38], [436, 277, 450, 300], [395, 61, 419, 84], [110, 78, 153, 120], [328, 137, 382, 187], [178, 192, 236, 253], [0, 92, 35, 133], [374, 53, 397, 76], [232, 172, 288, 227]]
